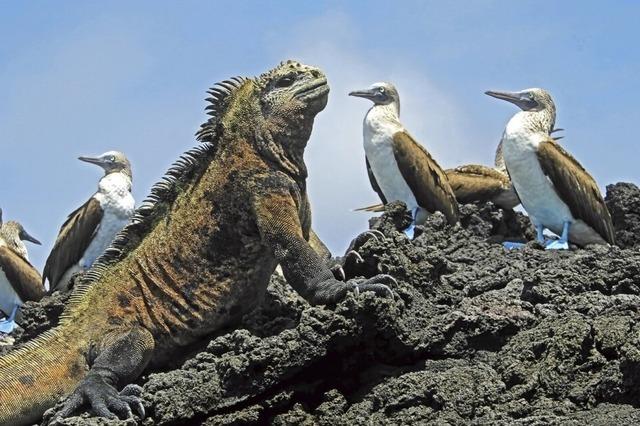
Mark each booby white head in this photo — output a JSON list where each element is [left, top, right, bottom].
[[0, 216, 41, 261], [349, 82, 459, 236], [78, 150, 132, 179], [44, 150, 135, 293], [0, 213, 44, 333], [485, 88, 556, 136], [486, 87, 614, 249]]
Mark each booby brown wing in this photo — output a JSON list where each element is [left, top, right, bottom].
[[366, 157, 388, 204], [392, 131, 459, 225], [43, 197, 103, 289], [536, 139, 615, 244], [0, 246, 44, 305], [446, 165, 516, 208]]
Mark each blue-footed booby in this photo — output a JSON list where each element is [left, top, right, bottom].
[[43, 151, 135, 292], [0, 210, 44, 334], [486, 88, 614, 249], [349, 82, 459, 237]]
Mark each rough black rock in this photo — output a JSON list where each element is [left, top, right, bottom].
[[606, 182, 640, 249], [4, 183, 640, 425]]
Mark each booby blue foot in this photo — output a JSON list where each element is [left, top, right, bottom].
[[0, 304, 19, 334], [545, 240, 569, 250], [404, 224, 415, 239], [403, 207, 419, 239], [545, 221, 570, 251], [502, 241, 525, 249]]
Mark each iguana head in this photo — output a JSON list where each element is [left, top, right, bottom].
[[197, 60, 329, 179], [256, 60, 329, 124]]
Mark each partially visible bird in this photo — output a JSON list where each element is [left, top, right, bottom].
[[443, 139, 519, 210], [43, 151, 135, 292], [349, 82, 459, 237], [0, 209, 44, 334], [486, 88, 614, 249]]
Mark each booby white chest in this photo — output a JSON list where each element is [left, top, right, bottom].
[[80, 173, 135, 268], [363, 106, 418, 211], [502, 114, 573, 234]]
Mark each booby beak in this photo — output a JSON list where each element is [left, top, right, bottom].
[[484, 90, 524, 104], [21, 229, 41, 245], [484, 90, 535, 110], [348, 88, 377, 101], [78, 155, 105, 167]]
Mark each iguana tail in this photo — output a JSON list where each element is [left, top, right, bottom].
[[0, 327, 87, 426]]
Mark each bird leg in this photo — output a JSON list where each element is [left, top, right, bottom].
[[536, 225, 545, 244], [545, 221, 570, 250], [0, 304, 19, 334]]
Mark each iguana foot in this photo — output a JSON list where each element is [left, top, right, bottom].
[[342, 230, 385, 267], [43, 375, 145, 424], [351, 274, 396, 299]]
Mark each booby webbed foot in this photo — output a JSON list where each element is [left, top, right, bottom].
[[545, 240, 569, 250], [404, 224, 416, 239], [43, 375, 145, 424], [350, 274, 396, 299], [0, 304, 19, 334], [502, 241, 526, 250], [544, 221, 570, 251], [403, 207, 421, 239]]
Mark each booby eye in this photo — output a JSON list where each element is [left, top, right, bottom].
[[275, 76, 294, 88], [379, 87, 386, 94], [108, 156, 116, 162]]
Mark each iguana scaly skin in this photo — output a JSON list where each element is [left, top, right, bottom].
[[0, 60, 393, 425]]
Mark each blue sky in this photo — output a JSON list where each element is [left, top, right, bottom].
[[1, 1, 638, 270]]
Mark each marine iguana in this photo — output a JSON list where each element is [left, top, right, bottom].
[[0, 60, 394, 425]]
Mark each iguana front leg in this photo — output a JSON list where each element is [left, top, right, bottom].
[[254, 191, 394, 305], [44, 327, 154, 423]]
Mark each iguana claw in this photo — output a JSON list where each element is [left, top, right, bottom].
[[43, 375, 145, 424], [342, 230, 385, 267], [351, 274, 396, 299], [345, 250, 364, 264], [330, 264, 346, 281], [364, 229, 384, 241]]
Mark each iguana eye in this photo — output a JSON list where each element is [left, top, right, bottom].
[[276, 76, 294, 88]]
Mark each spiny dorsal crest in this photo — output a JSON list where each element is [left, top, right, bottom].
[[70, 72, 256, 308], [70, 60, 321, 307], [195, 76, 248, 143]]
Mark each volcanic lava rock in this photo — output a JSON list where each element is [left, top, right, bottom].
[[606, 182, 640, 249], [4, 183, 640, 425]]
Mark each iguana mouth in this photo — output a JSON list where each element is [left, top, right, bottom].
[[294, 78, 329, 101]]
